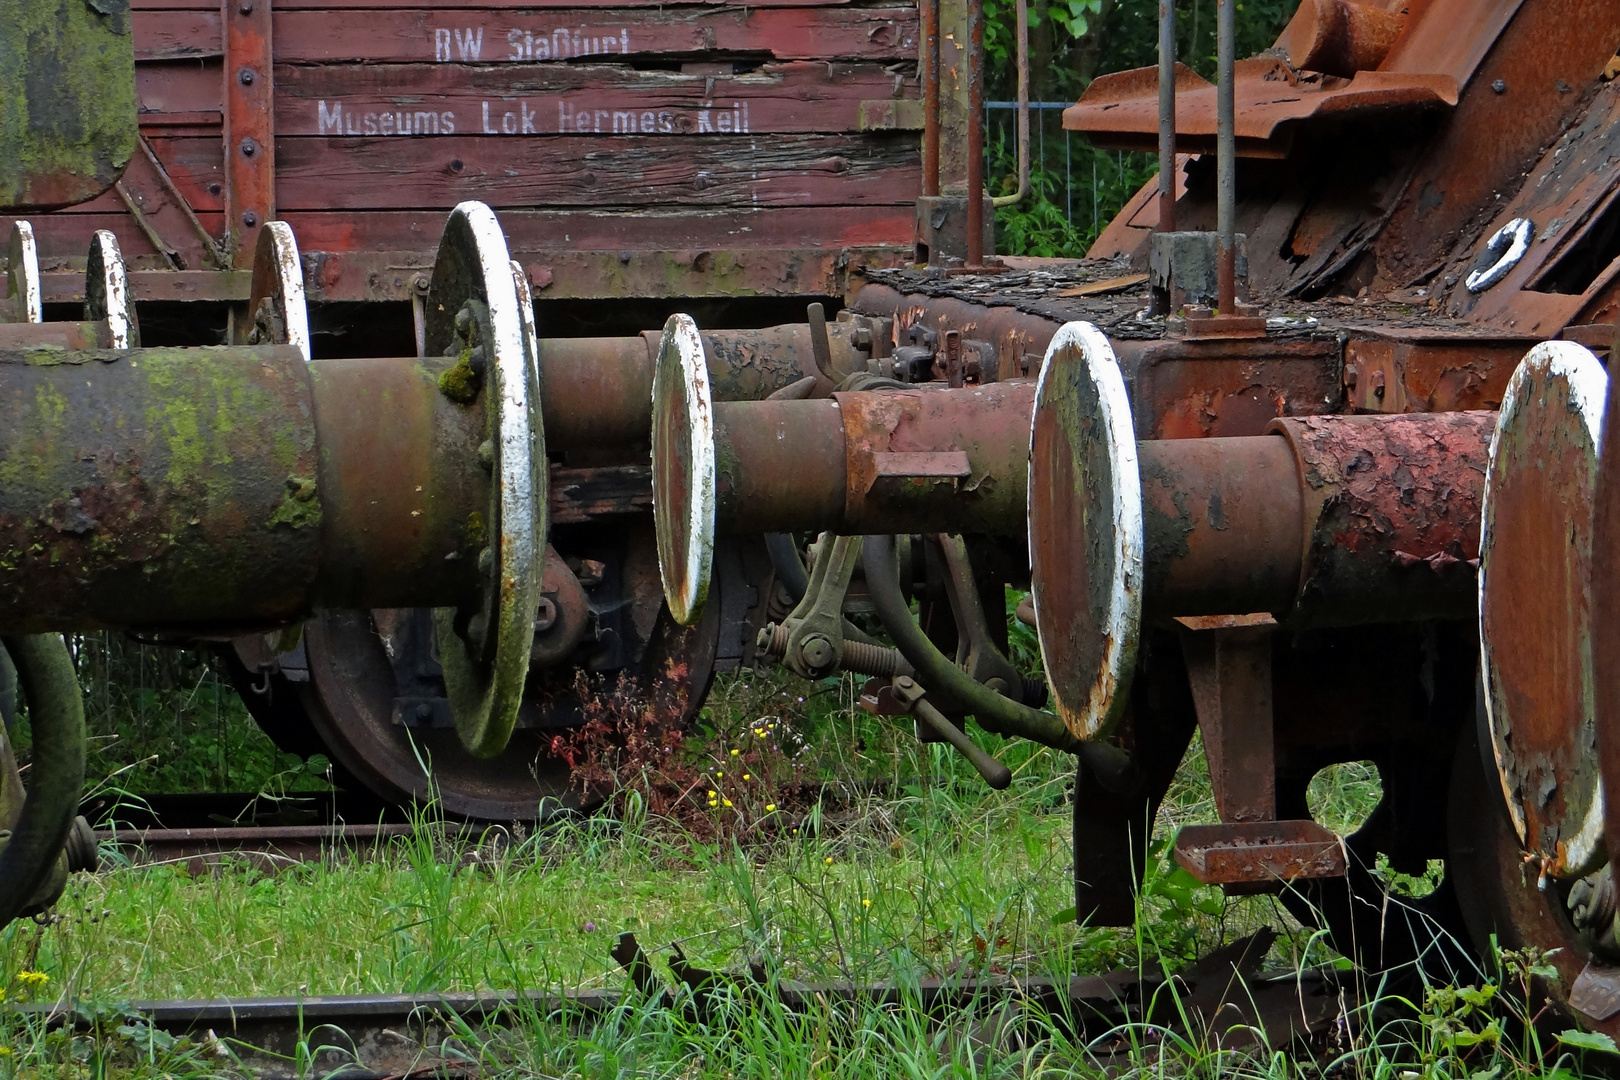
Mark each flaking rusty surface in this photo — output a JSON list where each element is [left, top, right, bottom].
[[1480, 347, 1605, 879], [1270, 409, 1493, 626]]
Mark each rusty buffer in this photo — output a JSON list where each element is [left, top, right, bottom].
[[648, 313, 1035, 625], [0, 203, 556, 763], [1478, 342, 1608, 885], [1026, 321, 1491, 743]]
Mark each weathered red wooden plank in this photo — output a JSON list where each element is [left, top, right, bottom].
[[137, 61, 224, 115], [274, 62, 915, 137], [285, 204, 914, 250], [134, 0, 860, 9], [60, 136, 225, 214], [135, 11, 220, 59], [273, 133, 917, 209], [0, 213, 226, 272], [270, 7, 915, 62], [7, 204, 914, 266]]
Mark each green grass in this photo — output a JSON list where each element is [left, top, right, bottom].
[[0, 671, 1603, 1077]]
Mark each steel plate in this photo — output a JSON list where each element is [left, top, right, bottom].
[[248, 222, 311, 362], [1027, 321, 1143, 741], [85, 230, 134, 349], [650, 313, 716, 627], [5, 222, 40, 324], [1480, 341, 1608, 880], [427, 202, 545, 760]]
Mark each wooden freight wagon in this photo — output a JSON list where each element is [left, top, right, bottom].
[[7, 0, 958, 334]]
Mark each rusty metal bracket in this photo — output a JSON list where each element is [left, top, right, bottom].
[[769, 533, 863, 680], [934, 534, 1026, 701], [1179, 620, 1276, 824], [1173, 618, 1346, 890], [890, 675, 1011, 788]]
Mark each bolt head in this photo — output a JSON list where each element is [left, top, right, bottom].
[[800, 634, 835, 669], [241, 211, 258, 227], [240, 137, 257, 157], [1492, 78, 1506, 93], [239, 67, 255, 85], [238, 0, 253, 11]]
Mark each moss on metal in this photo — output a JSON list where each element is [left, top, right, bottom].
[[437, 344, 482, 405], [0, 0, 138, 210]]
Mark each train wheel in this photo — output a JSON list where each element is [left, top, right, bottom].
[[1448, 690, 1620, 1036], [298, 525, 722, 821]]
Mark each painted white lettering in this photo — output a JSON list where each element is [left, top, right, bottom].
[[594, 109, 609, 132], [641, 110, 655, 133], [317, 100, 343, 135], [558, 100, 572, 131], [553, 28, 570, 57], [657, 111, 674, 133], [347, 113, 361, 136], [507, 29, 524, 60], [698, 109, 713, 133], [534, 35, 550, 60], [454, 27, 483, 60], [521, 101, 537, 134], [413, 110, 439, 135], [381, 111, 394, 135], [502, 110, 518, 134], [612, 110, 638, 134], [434, 28, 451, 62], [441, 110, 456, 134], [483, 101, 496, 134]]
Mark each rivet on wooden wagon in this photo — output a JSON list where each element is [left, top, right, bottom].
[[242, 211, 257, 228], [238, 68, 254, 85], [237, 1, 252, 12], [240, 137, 258, 157]]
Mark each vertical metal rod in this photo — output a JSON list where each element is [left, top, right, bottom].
[[1157, 0, 1177, 233], [1013, 0, 1030, 201], [1215, 0, 1237, 312], [922, 0, 940, 197], [965, 0, 986, 267]]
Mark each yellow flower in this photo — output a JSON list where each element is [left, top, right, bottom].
[[824, 856, 834, 865], [742, 773, 751, 781], [862, 898, 872, 908], [730, 748, 740, 756], [714, 771, 722, 778], [17, 971, 47, 989], [723, 798, 734, 808], [765, 803, 777, 812]]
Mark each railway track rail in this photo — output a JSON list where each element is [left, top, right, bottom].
[[15, 932, 1347, 1079]]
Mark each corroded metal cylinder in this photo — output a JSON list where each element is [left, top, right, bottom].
[[0, 345, 489, 632], [709, 381, 1036, 537], [540, 323, 860, 451], [1138, 435, 1303, 616], [0, 345, 322, 631], [1273, 410, 1492, 626], [309, 355, 488, 610], [1135, 411, 1491, 623]]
